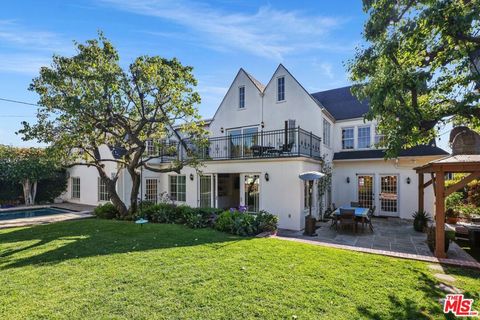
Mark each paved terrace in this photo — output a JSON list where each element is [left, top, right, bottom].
[[278, 217, 478, 267]]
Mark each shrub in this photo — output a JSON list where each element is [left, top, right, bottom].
[[94, 203, 119, 219], [254, 210, 278, 233], [466, 180, 480, 207], [412, 210, 430, 232], [446, 192, 464, 209], [214, 211, 235, 233]]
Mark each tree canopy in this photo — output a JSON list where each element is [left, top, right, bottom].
[[19, 34, 207, 216], [347, 0, 480, 157]]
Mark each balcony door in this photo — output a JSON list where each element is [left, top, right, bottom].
[[227, 127, 258, 158]]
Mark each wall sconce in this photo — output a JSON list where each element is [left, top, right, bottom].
[[264, 172, 269, 181], [220, 127, 224, 133], [406, 177, 411, 184], [189, 173, 194, 181], [261, 121, 265, 129], [346, 177, 350, 184]]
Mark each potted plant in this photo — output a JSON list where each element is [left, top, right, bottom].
[[445, 208, 460, 224], [412, 210, 430, 232]]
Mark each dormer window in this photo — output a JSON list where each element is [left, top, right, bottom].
[[342, 127, 354, 150], [277, 76, 285, 101], [358, 126, 371, 149], [239, 86, 245, 109]]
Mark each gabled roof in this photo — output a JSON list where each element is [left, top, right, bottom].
[[333, 145, 449, 161], [311, 86, 369, 121], [244, 71, 265, 93]]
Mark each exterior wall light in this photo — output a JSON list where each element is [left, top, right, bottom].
[[261, 121, 265, 129], [406, 177, 411, 184], [346, 177, 350, 184], [190, 173, 194, 181], [264, 172, 269, 181], [220, 127, 224, 133]]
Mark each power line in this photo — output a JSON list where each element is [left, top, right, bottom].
[[0, 98, 40, 107]]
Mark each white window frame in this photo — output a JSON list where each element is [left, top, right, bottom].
[[98, 177, 109, 202], [277, 76, 285, 102], [238, 86, 245, 109], [145, 178, 158, 203], [357, 125, 371, 149], [341, 127, 355, 150], [323, 119, 331, 147], [374, 126, 386, 147], [146, 139, 156, 156], [169, 175, 186, 202], [71, 177, 80, 199]]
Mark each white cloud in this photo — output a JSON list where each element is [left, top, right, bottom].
[[99, 0, 344, 59], [0, 54, 51, 75]]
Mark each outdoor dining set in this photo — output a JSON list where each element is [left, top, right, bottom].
[[326, 202, 375, 233]]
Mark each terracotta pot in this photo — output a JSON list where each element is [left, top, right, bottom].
[[446, 217, 459, 224]]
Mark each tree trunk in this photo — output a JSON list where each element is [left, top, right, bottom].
[[128, 168, 141, 215], [95, 168, 128, 218], [21, 178, 36, 206]]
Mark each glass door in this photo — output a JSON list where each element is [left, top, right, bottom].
[[227, 129, 242, 158], [241, 174, 260, 212], [199, 175, 212, 208], [357, 175, 374, 209], [242, 127, 258, 157], [379, 175, 399, 216]]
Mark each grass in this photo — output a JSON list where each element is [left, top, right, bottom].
[[0, 219, 479, 319]]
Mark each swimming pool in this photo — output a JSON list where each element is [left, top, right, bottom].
[[0, 207, 72, 220]]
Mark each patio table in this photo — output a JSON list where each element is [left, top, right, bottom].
[[333, 207, 370, 232], [251, 145, 275, 156]]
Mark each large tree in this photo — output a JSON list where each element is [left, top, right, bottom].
[[347, 0, 480, 157], [0, 146, 63, 205], [20, 34, 207, 217]]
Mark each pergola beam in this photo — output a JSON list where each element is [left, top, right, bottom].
[[434, 171, 446, 258], [444, 171, 480, 197]]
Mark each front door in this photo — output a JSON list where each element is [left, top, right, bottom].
[[199, 174, 217, 208], [240, 174, 260, 212], [357, 175, 374, 209], [379, 174, 399, 216]]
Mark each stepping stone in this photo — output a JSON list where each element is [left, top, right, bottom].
[[434, 273, 456, 283], [435, 283, 462, 294], [428, 264, 444, 272]]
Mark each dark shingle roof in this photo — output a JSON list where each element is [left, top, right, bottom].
[[333, 145, 449, 160], [311, 86, 369, 120]]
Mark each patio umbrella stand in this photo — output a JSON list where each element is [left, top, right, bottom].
[[299, 171, 325, 237]]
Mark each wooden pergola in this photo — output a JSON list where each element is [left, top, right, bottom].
[[415, 154, 480, 258]]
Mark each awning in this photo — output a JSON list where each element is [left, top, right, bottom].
[[299, 171, 325, 181]]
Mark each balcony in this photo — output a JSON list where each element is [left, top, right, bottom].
[[157, 127, 322, 162]]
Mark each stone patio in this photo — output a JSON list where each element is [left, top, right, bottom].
[[278, 217, 476, 263]]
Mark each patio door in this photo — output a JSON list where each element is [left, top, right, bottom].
[[357, 175, 374, 209], [379, 174, 399, 216], [227, 127, 258, 158], [199, 174, 217, 208], [240, 174, 260, 212]]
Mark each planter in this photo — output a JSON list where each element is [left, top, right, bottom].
[[446, 217, 459, 224], [427, 226, 450, 253]]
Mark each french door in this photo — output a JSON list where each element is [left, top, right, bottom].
[[379, 174, 399, 216], [199, 174, 217, 208], [240, 174, 260, 212], [227, 127, 258, 158], [357, 175, 374, 209]]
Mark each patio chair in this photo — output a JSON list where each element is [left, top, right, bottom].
[[266, 141, 294, 156], [350, 201, 360, 207], [339, 208, 356, 232], [365, 206, 375, 232]]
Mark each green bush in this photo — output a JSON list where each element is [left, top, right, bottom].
[[254, 210, 279, 233], [214, 211, 235, 233], [446, 192, 464, 209], [94, 203, 119, 219]]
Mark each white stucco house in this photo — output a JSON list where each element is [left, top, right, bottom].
[[62, 64, 448, 231]]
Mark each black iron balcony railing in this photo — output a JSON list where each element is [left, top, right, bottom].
[[155, 127, 322, 162]]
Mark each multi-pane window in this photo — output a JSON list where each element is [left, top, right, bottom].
[[342, 127, 354, 149], [357, 126, 371, 149], [71, 177, 80, 199], [239, 86, 245, 109], [323, 119, 331, 147], [277, 76, 285, 101], [169, 175, 186, 202], [145, 178, 158, 203], [374, 126, 386, 146], [146, 139, 156, 156], [98, 177, 109, 202]]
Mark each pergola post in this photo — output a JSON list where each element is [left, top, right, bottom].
[[434, 171, 446, 258], [418, 173, 424, 213]]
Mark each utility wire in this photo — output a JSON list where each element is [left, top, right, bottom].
[[0, 97, 40, 107]]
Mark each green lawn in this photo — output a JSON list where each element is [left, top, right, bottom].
[[0, 219, 479, 319]]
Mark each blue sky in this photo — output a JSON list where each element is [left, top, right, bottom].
[[0, 0, 451, 150]]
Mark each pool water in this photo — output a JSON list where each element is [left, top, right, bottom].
[[0, 207, 72, 220]]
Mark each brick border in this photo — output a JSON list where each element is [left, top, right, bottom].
[[273, 235, 480, 270]]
